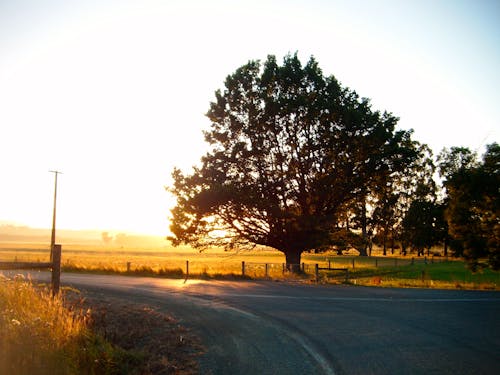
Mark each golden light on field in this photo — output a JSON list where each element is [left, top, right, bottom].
[[0, 0, 498, 235]]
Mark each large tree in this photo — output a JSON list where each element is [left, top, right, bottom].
[[168, 54, 418, 269]]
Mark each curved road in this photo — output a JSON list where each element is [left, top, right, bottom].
[[9, 272, 500, 375]]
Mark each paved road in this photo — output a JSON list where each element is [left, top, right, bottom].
[[7, 272, 500, 374]]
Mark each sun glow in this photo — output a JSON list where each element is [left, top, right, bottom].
[[0, 0, 498, 235]]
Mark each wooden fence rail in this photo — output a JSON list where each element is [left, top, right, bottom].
[[0, 244, 61, 295]]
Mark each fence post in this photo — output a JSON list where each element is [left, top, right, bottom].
[[185, 260, 189, 281], [352, 258, 355, 269], [315, 264, 319, 283], [51, 244, 61, 296], [265, 263, 269, 278], [301, 263, 305, 273], [328, 259, 331, 270], [242, 261, 245, 277], [282, 263, 285, 275], [126, 262, 131, 272]]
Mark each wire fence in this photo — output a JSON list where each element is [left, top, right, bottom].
[[178, 255, 499, 289], [182, 255, 452, 279], [2, 247, 498, 288]]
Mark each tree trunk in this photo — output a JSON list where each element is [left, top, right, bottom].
[[383, 231, 387, 256], [284, 250, 302, 273], [359, 195, 369, 256], [390, 229, 395, 255], [359, 244, 368, 257]]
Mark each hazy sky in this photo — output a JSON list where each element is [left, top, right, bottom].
[[1, 0, 499, 235]]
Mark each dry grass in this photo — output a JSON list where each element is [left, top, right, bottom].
[[0, 274, 90, 374], [64, 289, 203, 375], [0, 275, 202, 374]]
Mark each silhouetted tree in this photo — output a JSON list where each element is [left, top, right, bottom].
[[438, 144, 500, 270], [168, 54, 419, 270], [369, 144, 436, 256], [401, 186, 441, 257], [437, 146, 478, 257]]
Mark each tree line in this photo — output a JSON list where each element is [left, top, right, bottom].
[[168, 54, 499, 271]]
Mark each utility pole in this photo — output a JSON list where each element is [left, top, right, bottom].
[[49, 170, 62, 262]]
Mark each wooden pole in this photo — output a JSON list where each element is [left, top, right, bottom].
[[51, 244, 61, 296], [49, 170, 62, 262], [242, 261, 245, 277]]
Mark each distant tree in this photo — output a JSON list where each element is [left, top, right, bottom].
[[346, 140, 427, 257], [369, 144, 436, 256], [328, 228, 364, 255], [168, 54, 419, 270], [101, 231, 113, 245], [438, 144, 500, 270], [437, 146, 478, 257], [401, 187, 441, 257], [396, 145, 441, 256]]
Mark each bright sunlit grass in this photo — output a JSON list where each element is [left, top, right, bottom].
[[0, 274, 84, 374], [0, 275, 138, 374]]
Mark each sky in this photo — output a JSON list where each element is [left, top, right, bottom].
[[0, 0, 499, 236]]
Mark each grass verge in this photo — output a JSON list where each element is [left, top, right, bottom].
[[0, 274, 138, 374], [0, 274, 201, 374], [331, 261, 500, 290]]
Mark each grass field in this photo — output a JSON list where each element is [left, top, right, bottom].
[[1, 242, 499, 290]]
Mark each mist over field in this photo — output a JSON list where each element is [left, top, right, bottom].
[[0, 224, 167, 248]]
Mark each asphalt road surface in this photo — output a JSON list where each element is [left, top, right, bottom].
[[7, 272, 500, 375]]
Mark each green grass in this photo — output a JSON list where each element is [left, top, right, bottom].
[[338, 261, 500, 289]]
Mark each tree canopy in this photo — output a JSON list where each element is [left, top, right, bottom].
[[168, 54, 419, 268], [438, 144, 500, 270]]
